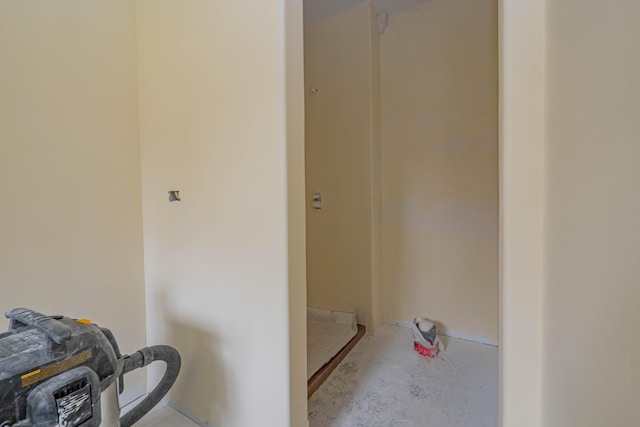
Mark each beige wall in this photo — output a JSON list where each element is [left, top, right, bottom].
[[305, 2, 382, 332], [369, 4, 383, 334], [381, 0, 498, 343], [499, 0, 545, 425], [286, 0, 309, 424], [542, 1, 640, 425], [136, 1, 301, 426], [0, 0, 147, 404], [0, 2, 306, 424], [501, 1, 640, 426]]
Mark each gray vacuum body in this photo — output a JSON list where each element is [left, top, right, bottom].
[[0, 308, 181, 427]]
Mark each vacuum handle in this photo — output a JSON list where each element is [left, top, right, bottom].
[[5, 307, 72, 344]]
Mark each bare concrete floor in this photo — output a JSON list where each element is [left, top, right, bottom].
[[308, 324, 499, 427], [136, 324, 497, 426]]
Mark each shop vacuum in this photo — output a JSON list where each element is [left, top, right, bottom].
[[0, 308, 181, 426]]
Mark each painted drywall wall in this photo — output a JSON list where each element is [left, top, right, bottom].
[[369, 3, 383, 335], [304, 0, 430, 26], [499, 0, 545, 425], [136, 1, 303, 426], [305, 1, 381, 332], [286, 0, 309, 424], [380, 0, 498, 343], [0, 0, 147, 403], [542, 1, 640, 425]]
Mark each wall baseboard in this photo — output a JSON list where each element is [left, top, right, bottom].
[[120, 394, 214, 427], [167, 399, 216, 427], [384, 320, 497, 347]]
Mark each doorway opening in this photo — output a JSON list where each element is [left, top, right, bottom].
[[302, 0, 499, 424]]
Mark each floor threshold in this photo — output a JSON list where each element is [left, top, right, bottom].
[[308, 324, 366, 398]]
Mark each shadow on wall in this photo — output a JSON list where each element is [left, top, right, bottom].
[[149, 288, 228, 426], [168, 318, 227, 426]]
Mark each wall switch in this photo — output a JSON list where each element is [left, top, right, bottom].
[[312, 193, 322, 209]]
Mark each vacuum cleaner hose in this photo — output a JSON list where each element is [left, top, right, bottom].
[[119, 345, 182, 427]]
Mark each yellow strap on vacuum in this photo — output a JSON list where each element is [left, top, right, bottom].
[[21, 349, 93, 388]]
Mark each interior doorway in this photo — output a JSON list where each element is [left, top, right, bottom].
[[302, 0, 499, 423]]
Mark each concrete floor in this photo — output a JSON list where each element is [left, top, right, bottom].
[[308, 324, 498, 427], [135, 324, 498, 427]]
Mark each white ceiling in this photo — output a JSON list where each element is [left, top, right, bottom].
[[304, 0, 431, 25]]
